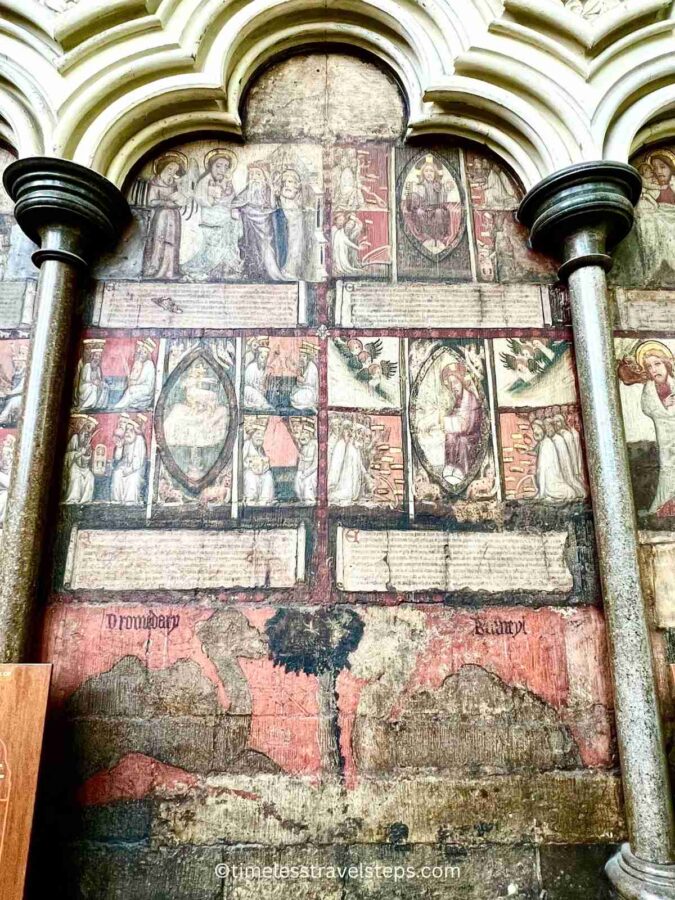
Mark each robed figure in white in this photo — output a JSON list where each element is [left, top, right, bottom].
[[328, 424, 371, 505], [0, 435, 15, 521], [533, 421, 576, 502], [243, 431, 276, 505], [115, 341, 156, 410], [294, 434, 318, 503], [111, 419, 147, 504], [642, 377, 675, 513], [76, 344, 109, 410], [547, 420, 585, 498], [290, 350, 319, 412], [64, 418, 96, 504]]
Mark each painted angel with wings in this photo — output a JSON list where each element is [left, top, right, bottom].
[[333, 337, 398, 401], [499, 338, 558, 389]]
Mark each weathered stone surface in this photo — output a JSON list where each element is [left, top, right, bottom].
[[66, 655, 279, 778], [152, 772, 625, 847], [244, 54, 406, 142], [216, 844, 540, 899], [342, 844, 538, 899], [64, 799, 152, 842], [30, 844, 224, 900], [353, 665, 581, 775], [539, 843, 619, 898], [221, 845, 345, 899]]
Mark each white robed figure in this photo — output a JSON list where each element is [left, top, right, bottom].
[[636, 342, 675, 513], [110, 415, 147, 504], [183, 149, 243, 279], [290, 344, 319, 412], [243, 427, 276, 505], [331, 213, 364, 276], [554, 413, 585, 490], [244, 343, 273, 410], [0, 343, 28, 425], [546, 419, 585, 498], [294, 431, 318, 503], [115, 339, 157, 410], [612, 151, 675, 287], [328, 422, 371, 505], [75, 339, 109, 409], [64, 415, 97, 504], [532, 420, 576, 502], [162, 360, 230, 481], [0, 434, 15, 522], [643, 380, 675, 512]]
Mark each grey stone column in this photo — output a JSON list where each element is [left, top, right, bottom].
[[0, 157, 128, 663], [519, 162, 675, 900]]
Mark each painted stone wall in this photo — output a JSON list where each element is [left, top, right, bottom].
[[612, 142, 675, 779], [29, 55, 623, 898], [0, 145, 36, 529]]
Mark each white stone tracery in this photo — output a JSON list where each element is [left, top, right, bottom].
[[0, 0, 673, 187]]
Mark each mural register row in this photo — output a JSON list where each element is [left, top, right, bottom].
[[0, 52, 673, 896], [59, 332, 586, 515]]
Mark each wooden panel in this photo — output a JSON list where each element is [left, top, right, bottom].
[[0, 664, 51, 900]]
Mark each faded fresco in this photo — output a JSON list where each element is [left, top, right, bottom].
[[618, 337, 675, 520], [0, 146, 35, 527], [611, 141, 675, 815], [30, 54, 624, 896], [613, 144, 675, 289], [613, 142, 675, 531]]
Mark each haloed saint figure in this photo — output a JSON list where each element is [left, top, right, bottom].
[[410, 344, 490, 496], [142, 152, 188, 280], [619, 340, 675, 516]]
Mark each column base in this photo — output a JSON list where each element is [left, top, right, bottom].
[[607, 844, 675, 899]]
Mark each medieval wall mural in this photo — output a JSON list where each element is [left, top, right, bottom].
[[6, 53, 639, 896], [0, 146, 35, 526], [611, 142, 675, 798], [613, 146, 675, 527]]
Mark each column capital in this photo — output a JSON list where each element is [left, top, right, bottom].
[[517, 161, 642, 280], [2, 156, 129, 268]]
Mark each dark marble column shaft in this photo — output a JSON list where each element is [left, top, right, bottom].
[[520, 162, 675, 900], [0, 158, 128, 663]]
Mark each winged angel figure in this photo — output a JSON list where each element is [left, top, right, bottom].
[[333, 337, 398, 401], [499, 338, 564, 393]]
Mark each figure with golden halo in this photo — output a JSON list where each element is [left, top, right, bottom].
[[242, 420, 276, 505], [647, 148, 675, 205], [183, 148, 243, 280], [619, 340, 675, 515], [439, 359, 484, 486], [63, 414, 98, 505], [110, 414, 147, 505], [613, 146, 675, 287], [142, 151, 189, 280], [402, 154, 463, 256], [115, 339, 157, 410], [290, 342, 319, 412], [75, 339, 109, 410]]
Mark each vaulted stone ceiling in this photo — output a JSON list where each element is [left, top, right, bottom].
[[1, 0, 674, 186]]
